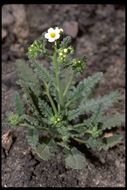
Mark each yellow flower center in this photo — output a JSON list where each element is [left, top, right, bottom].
[[50, 33, 56, 38]]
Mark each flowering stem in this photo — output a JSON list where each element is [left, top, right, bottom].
[[73, 137, 86, 144], [63, 73, 73, 97], [73, 123, 86, 128], [53, 44, 64, 110], [44, 82, 57, 114]]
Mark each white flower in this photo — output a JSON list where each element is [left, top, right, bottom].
[[63, 48, 68, 53], [55, 27, 61, 33], [59, 52, 63, 56], [55, 27, 64, 33], [45, 27, 60, 42], [59, 28, 64, 32]]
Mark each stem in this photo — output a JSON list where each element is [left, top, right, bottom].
[[73, 123, 86, 128], [44, 82, 57, 114], [63, 73, 73, 97], [53, 44, 64, 109], [73, 137, 86, 144], [20, 123, 48, 131]]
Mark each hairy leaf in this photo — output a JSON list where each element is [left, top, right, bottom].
[[67, 72, 103, 107], [101, 114, 125, 130], [35, 139, 57, 160], [68, 91, 121, 121], [83, 91, 121, 113], [65, 147, 86, 169], [27, 128, 39, 148], [102, 134, 123, 150], [38, 99, 53, 119], [13, 92, 24, 116], [60, 36, 72, 48], [16, 59, 40, 96], [86, 134, 123, 151], [33, 60, 51, 84], [23, 115, 39, 126]]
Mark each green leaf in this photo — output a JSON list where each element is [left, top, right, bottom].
[[86, 134, 123, 151], [33, 60, 51, 84], [65, 147, 86, 169], [7, 112, 22, 127], [102, 134, 123, 150], [35, 139, 57, 161], [27, 128, 39, 148], [68, 91, 121, 121], [16, 59, 40, 96], [13, 92, 24, 116], [85, 137, 104, 150], [83, 91, 121, 113], [38, 99, 53, 119], [60, 66, 74, 92], [67, 72, 103, 107], [50, 83, 59, 103], [23, 115, 39, 127], [101, 114, 125, 130], [60, 36, 72, 49], [56, 125, 69, 138], [88, 103, 103, 125], [68, 108, 81, 121]]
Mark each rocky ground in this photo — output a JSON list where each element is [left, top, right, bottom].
[[2, 4, 125, 187]]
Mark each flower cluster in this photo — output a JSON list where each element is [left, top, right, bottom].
[[8, 112, 22, 126], [58, 46, 74, 62], [88, 127, 102, 138], [50, 114, 62, 125], [28, 40, 43, 59], [72, 56, 87, 72]]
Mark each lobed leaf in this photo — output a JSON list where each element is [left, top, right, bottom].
[[86, 134, 123, 151], [35, 139, 57, 161], [65, 147, 86, 169], [59, 36, 72, 49], [38, 99, 53, 119], [33, 60, 51, 84], [67, 72, 103, 107], [68, 91, 121, 121], [27, 128, 39, 148], [101, 114, 125, 130], [13, 92, 24, 116], [16, 59, 40, 96]]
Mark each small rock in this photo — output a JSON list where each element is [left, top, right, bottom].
[[2, 9, 14, 27], [10, 43, 20, 52], [11, 5, 29, 39], [99, 157, 106, 164], [2, 29, 7, 40], [10, 44, 24, 58], [2, 71, 18, 88], [2, 130, 14, 156], [63, 21, 78, 38], [2, 53, 9, 62], [115, 160, 120, 167]]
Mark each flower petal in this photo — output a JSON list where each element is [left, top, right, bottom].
[[45, 32, 50, 39], [54, 33, 60, 40], [48, 28, 54, 33], [48, 38, 56, 42], [55, 27, 60, 33]]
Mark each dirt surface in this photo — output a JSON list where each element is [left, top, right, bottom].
[[2, 4, 125, 187]]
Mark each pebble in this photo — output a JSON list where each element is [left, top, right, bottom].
[[63, 21, 78, 38], [2, 71, 18, 88], [11, 4, 29, 39], [2, 10, 14, 27], [2, 130, 14, 155], [2, 29, 7, 40], [115, 160, 120, 167]]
